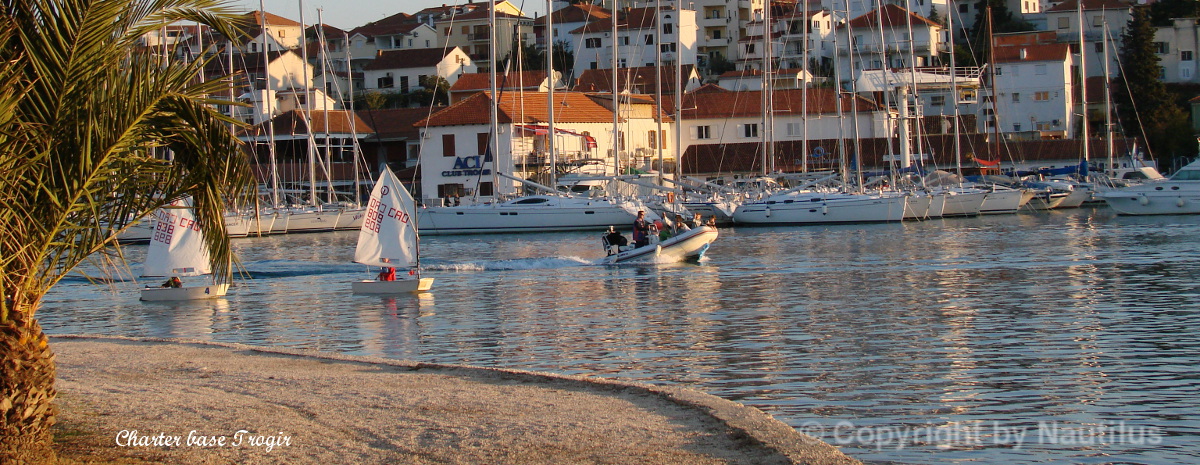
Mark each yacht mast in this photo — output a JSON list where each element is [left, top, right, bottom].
[[1077, 0, 1090, 179], [655, 0, 665, 184], [949, 0, 963, 174], [299, 2, 317, 207], [489, 1, 501, 197], [547, 0, 558, 190], [1102, 16, 1114, 176], [761, 0, 775, 176], [612, 1, 621, 177], [259, 1, 280, 208]]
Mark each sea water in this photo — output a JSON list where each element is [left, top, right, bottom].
[[41, 207, 1200, 464]]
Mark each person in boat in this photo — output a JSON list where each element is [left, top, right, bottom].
[[691, 213, 704, 229], [706, 216, 717, 227], [675, 214, 691, 232], [161, 276, 182, 288], [378, 267, 396, 282], [632, 210, 650, 248]]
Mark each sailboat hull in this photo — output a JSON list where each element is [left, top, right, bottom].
[[140, 284, 229, 301], [416, 196, 643, 235], [598, 226, 718, 264], [352, 278, 434, 294]]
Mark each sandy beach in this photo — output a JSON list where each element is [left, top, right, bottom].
[[50, 335, 861, 464]]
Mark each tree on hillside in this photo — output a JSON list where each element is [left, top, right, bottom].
[[1114, 6, 1193, 168], [0, 0, 252, 461], [1150, 0, 1200, 27]]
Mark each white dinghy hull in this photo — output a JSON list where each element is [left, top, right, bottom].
[[140, 284, 229, 301], [352, 278, 435, 294], [599, 226, 718, 265]]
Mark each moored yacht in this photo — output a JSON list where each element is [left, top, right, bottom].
[[1095, 159, 1200, 215], [732, 190, 907, 224]]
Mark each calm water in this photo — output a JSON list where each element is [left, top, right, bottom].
[[41, 207, 1200, 464]]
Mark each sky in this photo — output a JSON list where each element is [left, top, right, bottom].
[[240, 0, 550, 32]]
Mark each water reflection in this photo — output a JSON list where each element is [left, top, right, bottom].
[[40, 209, 1200, 464]]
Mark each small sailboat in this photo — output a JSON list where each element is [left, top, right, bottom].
[[352, 167, 433, 293], [139, 198, 229, 301]]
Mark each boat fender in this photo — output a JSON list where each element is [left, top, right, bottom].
[[765, 206, 771, 218], [822, 204, 829, 215], [1139, 195, 1150, 206], [1178, 197, 1186, 208]]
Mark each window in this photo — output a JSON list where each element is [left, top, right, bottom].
[[585, 37, 601, 48], [437, 183, 464, 198], [1012, 93, 1020, 103], [477, 132, 490, 156], [712, 29, 723, 40], [377, 75, 393, 88], [645, 34, 654, 45], [664, 23, 673, 35], [478, 182, 494, 197], [931, 95, 945, 106], [1155, 42, 1169, 54], [1035, 64, 1046, 75], [1014, 123, 1022, 132], [1057, 17, 1069, 30], [959, 3, 968, 12], [250, 42, 258, 52], [621, 36, 630, 45], [696, 125, 712, 139], [785, 122, 803, 136], [746, 43, 756, 54], [743, 123, 759, 138], [1093, 16, 1102, 27], [1095, 42, 1103, 53], [1034, 91, 1050, 101], [1183, 50, 1194, 61], [400, 76, 410, 93], [648, 130, 657, 149], [660, 43, 677, 53], [995, 67, 1002, 75], [442, 134, 455, 157], [1183, 67, 1193, 79]]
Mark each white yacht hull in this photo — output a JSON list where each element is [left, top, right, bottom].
[[733, 194, 906, 224], [1025, 192, 1069, 210], [351, 277, 434, 294], [681, 201, 737, 225], [284, 209, 339, 233], [940, 190, 987, 217], [902, 193, 932, 220], [1097, 188, 1200, 215], [416, 196, 643, 235], [979, 188, 1024, 215], [140, 284, 229, 301], [336, 207, 367, 230], [598, 226, 718, 264]]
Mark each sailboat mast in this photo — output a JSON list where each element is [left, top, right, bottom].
[[674, 1, 683, 183], [949, 0, 963, 173], [1102, 16, 1114, 175], [612, 1, 621, 178], [832, 0, 848, 184], [547, 0, 558, 191], [1077, 0, 1090, 178], [760, 0, 774, 176], [343, 31, 363, 206], [875, 0, 898, 175], [800, 3, 809, 172], [489, 1, 501, 197], [653, 0, 664, 184], [299, 3, 318, 207], [318, 9, 335, 205], [259, 1, 280, 208], [987, 6, 999, 169]]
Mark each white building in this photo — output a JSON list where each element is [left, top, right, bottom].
[[568, 6, 698, 81], [361, 47, 476, 94], [990, 43, 1076, 136], [1155, 17, 1200, 84], [238, 11, 305, 54], [837, 5, 944, 81], [1043, 0, 1131, 78]]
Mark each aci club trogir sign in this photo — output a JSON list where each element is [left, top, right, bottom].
[[441, 155, 492, 178]]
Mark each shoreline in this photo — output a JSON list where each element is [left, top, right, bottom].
[[50, 335, 861, 464]]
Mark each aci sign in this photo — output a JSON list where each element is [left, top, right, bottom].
[[442, 155, 492, 177]]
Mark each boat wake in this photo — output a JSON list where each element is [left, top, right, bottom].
[[423, 256, 594, 271]]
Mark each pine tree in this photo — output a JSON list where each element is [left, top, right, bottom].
[[1114, 6, 1193, 168]]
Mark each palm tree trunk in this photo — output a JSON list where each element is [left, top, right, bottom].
[[0, 311, 57, 464]]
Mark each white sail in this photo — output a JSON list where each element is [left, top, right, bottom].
[[354, 168, 418, 268], [142, 197, 211, 277]]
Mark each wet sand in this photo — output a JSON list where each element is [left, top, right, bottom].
[[51, 335, 861, 464]]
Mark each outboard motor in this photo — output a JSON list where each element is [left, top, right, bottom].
[[602, 227, 628, 256]]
